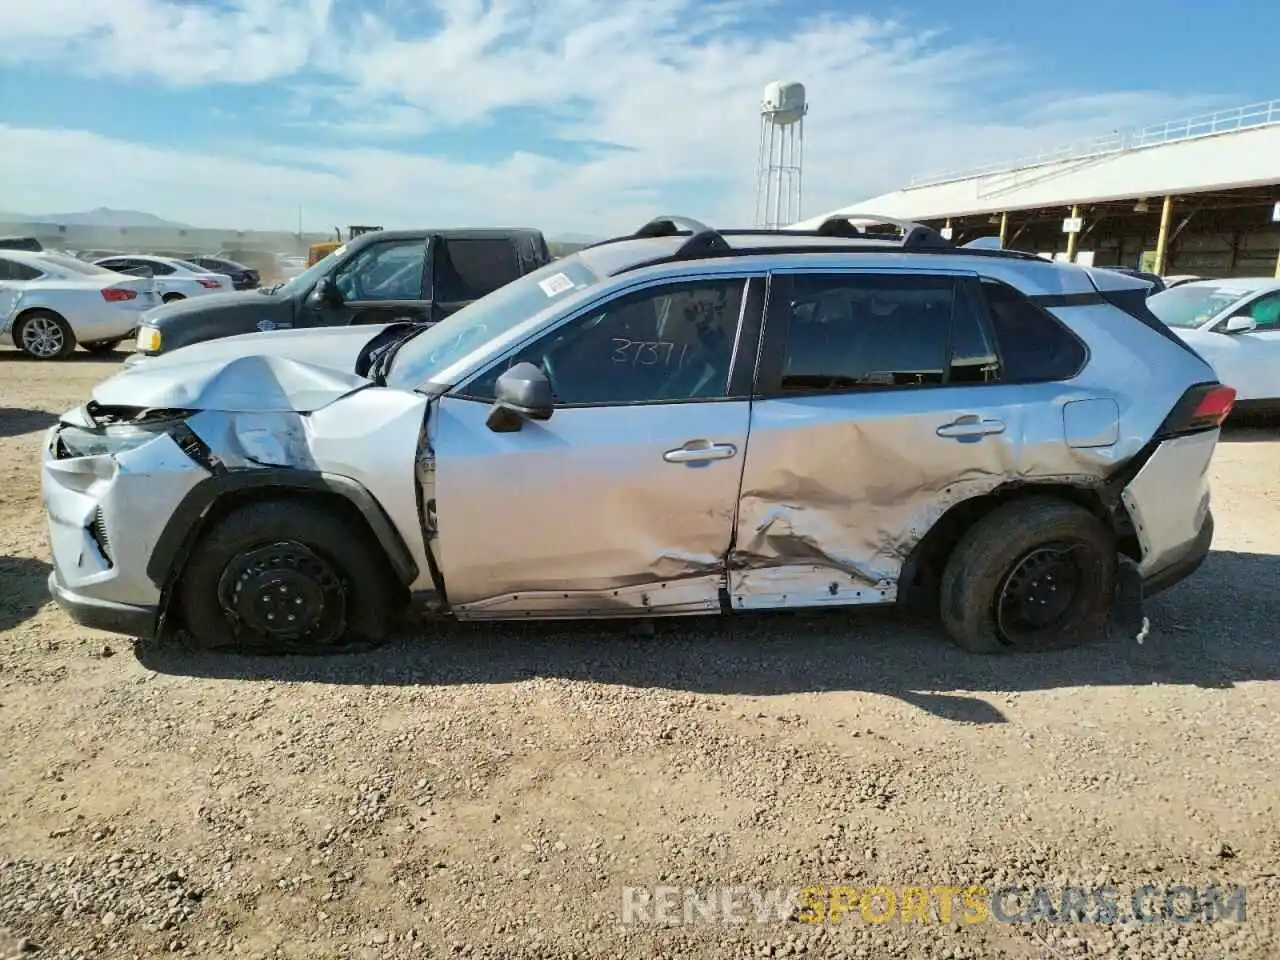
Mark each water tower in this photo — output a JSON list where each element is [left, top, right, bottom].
[[754, 81, 808, 228]]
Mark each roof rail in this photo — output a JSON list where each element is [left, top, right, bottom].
[[812, 213, 952, 250], [633, 216, 712, 238]]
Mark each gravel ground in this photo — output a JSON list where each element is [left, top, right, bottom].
[[1, 347, 1278, 959]]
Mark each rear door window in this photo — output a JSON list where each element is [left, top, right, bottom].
[[435, 239, 521, 302], [0, 258, 43, 281], [769, 273, 988, 392]]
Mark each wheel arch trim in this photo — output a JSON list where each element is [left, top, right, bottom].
[[145, 468, 420, 591]]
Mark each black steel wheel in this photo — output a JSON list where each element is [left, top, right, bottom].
[[940, 497, 1116, 653], [217, 541, 348, 649], [179, 500, 398, 654]]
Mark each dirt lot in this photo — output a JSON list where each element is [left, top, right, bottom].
[[1, 348, 1278, 960]]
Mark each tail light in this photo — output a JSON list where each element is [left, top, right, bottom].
[[1157, 383, 1236, 437], [102, 287, 138, 302], [197, 278, 222, 289]]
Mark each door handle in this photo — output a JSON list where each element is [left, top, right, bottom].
[[936, 415, 1006, 439], [663, 440, 738, 463]]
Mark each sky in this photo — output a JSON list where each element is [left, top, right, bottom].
[[0, 0, 1277, 236]]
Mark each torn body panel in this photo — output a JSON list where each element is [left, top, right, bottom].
[[1121, 430, 1217, 578], [430, 394, 747, 618], [728, 385, 1117, 609]]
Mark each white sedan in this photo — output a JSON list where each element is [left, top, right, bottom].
[[1148, 277, 1280, 414], [92, 254, 234, 302], [0, 251, 160, 359]]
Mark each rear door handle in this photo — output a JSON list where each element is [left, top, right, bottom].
[[663, 440, 738, 463], [936, 415, 1006, 440]]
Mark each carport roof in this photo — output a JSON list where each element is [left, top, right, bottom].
[[794, 101, 1280, 226]]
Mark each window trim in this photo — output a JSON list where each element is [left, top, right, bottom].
[[753, 269, 994, 398], [973, 276, 1091, 384], [450, 272, 767, 409]]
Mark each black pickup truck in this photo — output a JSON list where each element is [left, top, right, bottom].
[[130, 228, 552, 360]]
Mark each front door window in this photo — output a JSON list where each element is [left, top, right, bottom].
[[461, 278, 745, 405], [331, 239, 426, 302]]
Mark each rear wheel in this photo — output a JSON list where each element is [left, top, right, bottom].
[[178, 500, 397, 654], [162, 292, 185, 304], [939, 497, 1116, 653], [15, 310, 76, 360], [81, 338, 124, 355]]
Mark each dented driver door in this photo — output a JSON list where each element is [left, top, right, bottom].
[[430, 275, 766, 620]]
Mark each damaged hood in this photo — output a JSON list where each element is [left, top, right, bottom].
[[94, 325, 392, 413]]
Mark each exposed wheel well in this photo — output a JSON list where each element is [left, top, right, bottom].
[[897, 482, 1140, 613], [159, 486, 409, 632]]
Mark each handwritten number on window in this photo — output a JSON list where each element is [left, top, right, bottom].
[[611, 338, 689, 368]]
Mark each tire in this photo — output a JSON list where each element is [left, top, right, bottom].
[[938, 497, 1116, 654], [162, 293, 185, 304], [81, 338, 124, 355], [178, 500, 397, 654], [14, 309, 76, 360]]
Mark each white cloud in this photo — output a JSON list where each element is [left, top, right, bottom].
[[0, 0, 1226, 234]]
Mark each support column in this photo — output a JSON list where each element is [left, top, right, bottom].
[[998, 212, 1008, 248], [1153, 195, 1174, 275], [1065, 204, 1081, 262]]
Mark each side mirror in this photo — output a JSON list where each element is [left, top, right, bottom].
[[1224, 314, 1257, 334], [486, 362, 554, 432], [310, 276, 343, 307]]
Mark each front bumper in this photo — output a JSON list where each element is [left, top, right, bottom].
[[48, 570, 158, 639], [42, 422, 211, 637]]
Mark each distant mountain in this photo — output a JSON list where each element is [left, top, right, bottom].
[[6, 207, 187, 228]]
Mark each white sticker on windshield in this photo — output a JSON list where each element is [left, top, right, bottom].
[[538, 272, 575, 297]]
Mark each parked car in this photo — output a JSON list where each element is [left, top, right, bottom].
[[128, 228, 552, 361], [92, 254, 233, 302], [42, 214, 1229, 655], [183, 255, 260, 291], [0, 236, 44, 252], [1148, 277, 1280, 414], [0, 250, 159, 359]]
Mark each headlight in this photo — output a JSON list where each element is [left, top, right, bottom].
[[56, 422, 177, 458], [136, 326, 162, 352]]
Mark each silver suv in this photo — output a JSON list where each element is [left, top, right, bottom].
[[41, 215, 1232, 655]]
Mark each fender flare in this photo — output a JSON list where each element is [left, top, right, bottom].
[[146, 468, 419, 589]]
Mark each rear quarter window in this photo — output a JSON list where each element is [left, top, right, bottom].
[[979, 279, 1087, 382]]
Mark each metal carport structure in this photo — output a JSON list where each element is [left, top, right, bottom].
[[793, 101, 1280, 279]]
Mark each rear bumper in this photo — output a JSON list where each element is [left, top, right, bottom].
[[48, 570, 158, 639], [1142, 510, 1214, 596]]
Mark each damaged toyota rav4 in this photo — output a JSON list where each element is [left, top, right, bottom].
[[42, 215, 1232, 655]]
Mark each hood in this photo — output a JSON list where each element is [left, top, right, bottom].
[[143, 288, 270, 322], [93, 325, 393, 413]]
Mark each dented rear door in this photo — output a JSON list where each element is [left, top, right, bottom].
[[729, 269, 1034, 609]]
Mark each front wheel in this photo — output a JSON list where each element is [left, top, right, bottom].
[[178, 500, 397, 654], [939, 497, 1116, 653], [162, 292, 185, 304]]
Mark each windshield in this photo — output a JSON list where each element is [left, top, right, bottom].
[[1148, 284, 1253, 329], [171, 258, 209, 273], [268, 245, 346, 295], [386, 257, 600, 390], [37, 253, 115, 276]]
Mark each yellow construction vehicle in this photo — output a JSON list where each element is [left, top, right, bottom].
[[307, 225, 383, 266]]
